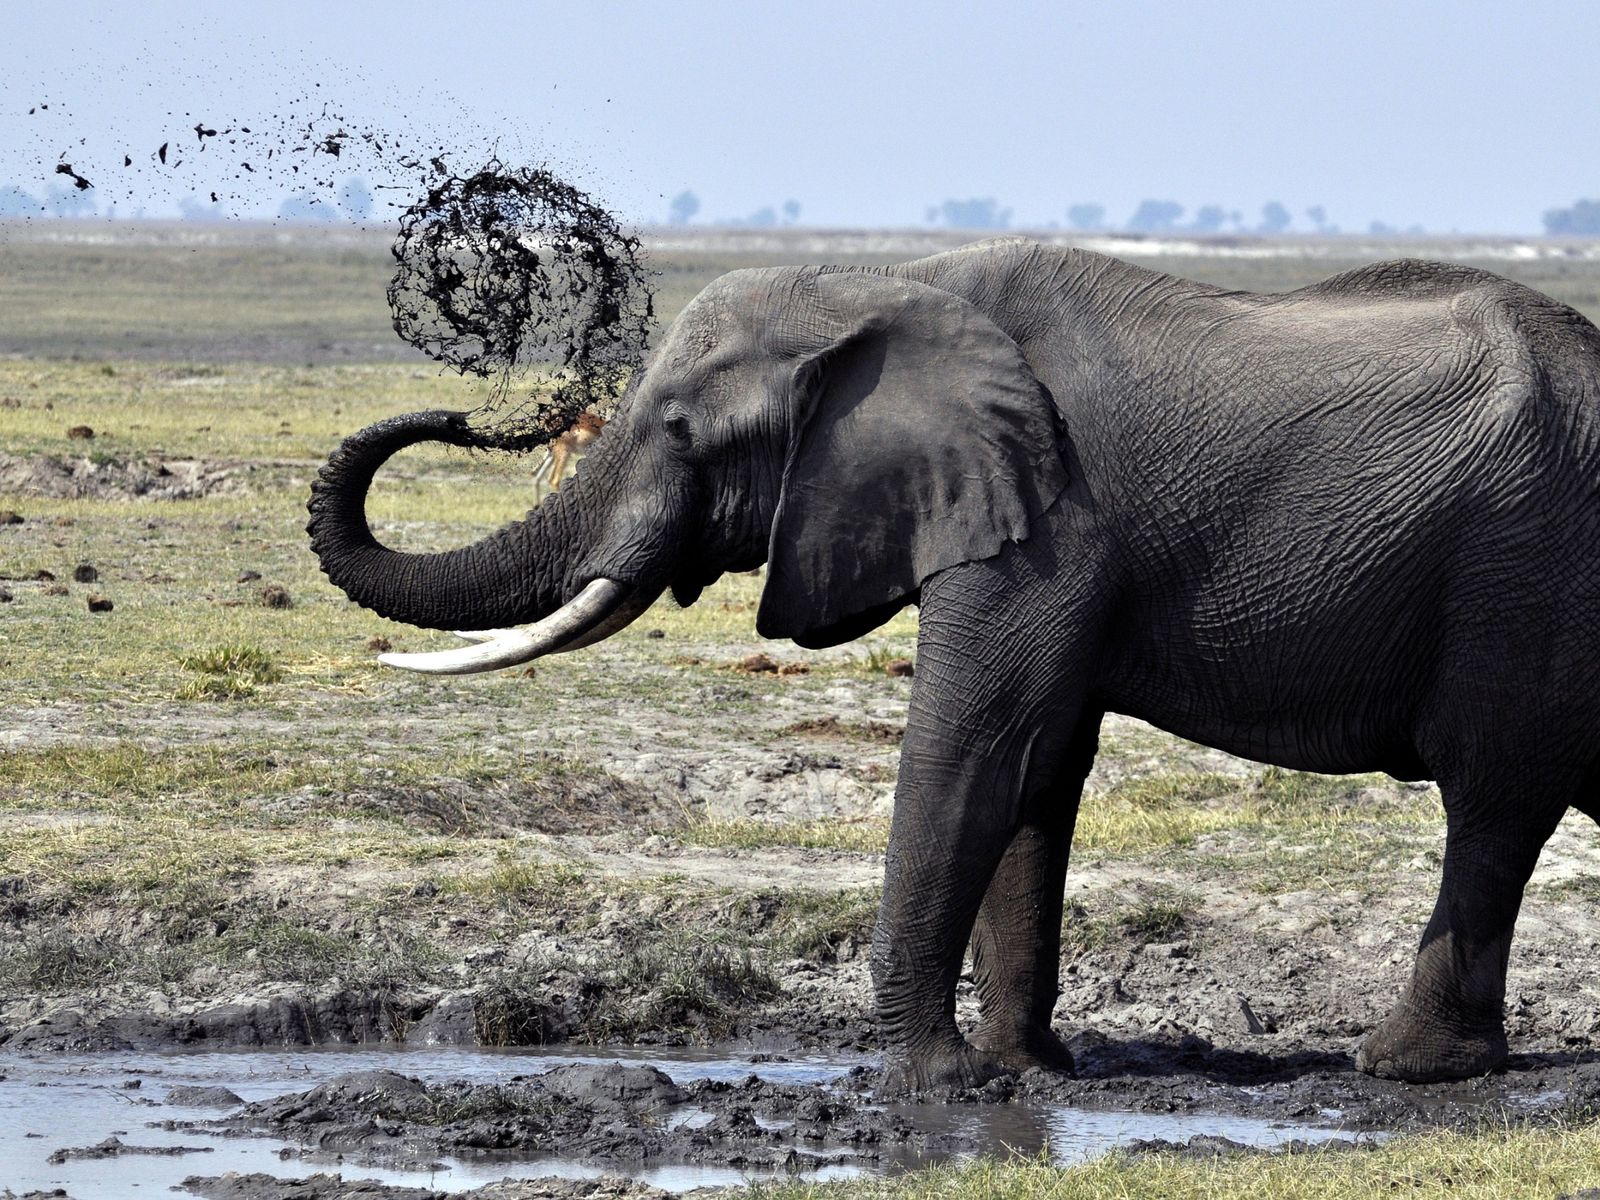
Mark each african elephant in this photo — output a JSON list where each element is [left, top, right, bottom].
[[308, 239, 1600, 1091]]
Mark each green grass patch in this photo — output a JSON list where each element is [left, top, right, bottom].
[[742, 1123, 1600, 1200], [1074, 768, 1439, 854], [176, 642, 283, 699], [672, 768, 1438, 860], [0, 741, 316, 807], [1062, 884, 1198, 956]]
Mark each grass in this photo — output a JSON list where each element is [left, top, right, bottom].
[[675, 817, 892, 854], [1060, 884, 1198, 956], [1074, 767, 1439, 855], [175, 641, 283, 699], [767, 887, 881, 962], [0, 741, 313, 804], [575, 926, 781, 1041], [0, 901, 453, 995], [742, 1124, 1600, 1200], [440, 860, 588, 909], [669, 768, 1439, 859]]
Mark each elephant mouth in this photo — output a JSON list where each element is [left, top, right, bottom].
[[376, 577, 642, 674]]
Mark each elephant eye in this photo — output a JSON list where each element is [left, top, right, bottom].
[[663, 409, 692, 443]]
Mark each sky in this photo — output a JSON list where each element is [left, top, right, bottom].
[[3, 0, 1598, 234]]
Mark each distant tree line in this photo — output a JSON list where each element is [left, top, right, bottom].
[[665, 190, 801, 227], [1544, 199, 1600, 235], [915, 197, 1338, 234], [0, 176, 377, 223], [1057, 199, 1335, 235]]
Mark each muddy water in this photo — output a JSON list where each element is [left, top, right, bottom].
[[0, 1046, 1370, 1197]]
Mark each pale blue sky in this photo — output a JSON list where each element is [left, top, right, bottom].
[[3, 0, 1597, 232]]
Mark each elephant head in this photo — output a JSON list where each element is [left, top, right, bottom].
[[306, 267, 1070, 668]]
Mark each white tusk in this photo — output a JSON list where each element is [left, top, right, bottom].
[[378, 579, 628, 675]]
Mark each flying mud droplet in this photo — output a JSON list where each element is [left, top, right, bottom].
[[54, 163, 92, 191], [387, 157, 654, 451]]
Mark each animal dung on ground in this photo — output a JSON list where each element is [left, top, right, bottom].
[[645, 629, 665, 639], [258, 585, 293, 609], [366, 635, 392, 652], [237, 570, 262, 582], [72, 563, 98, 583], [884, 658, 915, 678], [66, 425, 94, 440], [86, 595, 113, 613], [734, 652, 811, 676]]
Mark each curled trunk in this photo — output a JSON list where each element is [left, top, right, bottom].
[[305, 409, 569, 632]]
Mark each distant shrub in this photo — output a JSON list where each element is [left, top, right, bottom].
[[1544, 199, 1600, 236]]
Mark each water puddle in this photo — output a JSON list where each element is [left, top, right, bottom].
[[0, 1045, 1373, 1197]]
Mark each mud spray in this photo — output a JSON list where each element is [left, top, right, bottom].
[[20, 101, 655, 449]]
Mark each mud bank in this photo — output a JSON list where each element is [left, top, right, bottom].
[[180, 1175, 672, 1200], [195, 1062, 946, 1173]]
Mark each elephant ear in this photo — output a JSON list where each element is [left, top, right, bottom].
[[756, 273, 1069, 649]]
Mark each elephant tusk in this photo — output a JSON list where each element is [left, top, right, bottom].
[[377, 578, 630, 674]]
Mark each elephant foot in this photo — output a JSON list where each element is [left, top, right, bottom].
[[878, 1041, 1013, 1096], [1356, 1004, 1507, 1083], [970, 1024, 1076, 1075]]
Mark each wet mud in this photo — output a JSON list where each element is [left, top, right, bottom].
[[191, 1062, 946, 1174], [148, 1048, 1600, 1198], [181, 1173, 671, 1200]]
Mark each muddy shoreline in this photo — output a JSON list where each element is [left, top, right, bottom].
[[10, 1036, 1600, 1200]]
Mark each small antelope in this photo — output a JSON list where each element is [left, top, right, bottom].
[[545, 411, 606, 491]]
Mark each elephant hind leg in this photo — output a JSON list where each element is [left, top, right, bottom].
[[968, 710, 1101, 1074], [1357, 772, 1568, 1083]]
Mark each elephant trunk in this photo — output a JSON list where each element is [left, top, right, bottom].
[[306, 409, 613, 640]]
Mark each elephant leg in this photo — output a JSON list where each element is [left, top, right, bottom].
[[968, 710, 1102, 1073], [1357, 787, 1565, 1082], [871, 759, 1020, 1093], [870, 566, 1092, 1094]]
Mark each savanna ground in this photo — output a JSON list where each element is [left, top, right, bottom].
[[3, 222, 1600, 1197]]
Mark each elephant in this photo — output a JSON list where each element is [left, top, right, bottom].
[[308, 238, 1600, 1091]]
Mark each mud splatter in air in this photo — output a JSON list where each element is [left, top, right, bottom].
[[388, 159, 654, 449], [19, 98, 654, 450], [54, 163, 92, 191]]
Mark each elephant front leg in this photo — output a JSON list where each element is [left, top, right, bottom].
[[967, 712, 1099, 1073], [871, 763, 1019, 1093], [870, 668, 1084, 1091], [1357, 802, 1563, 1082]]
